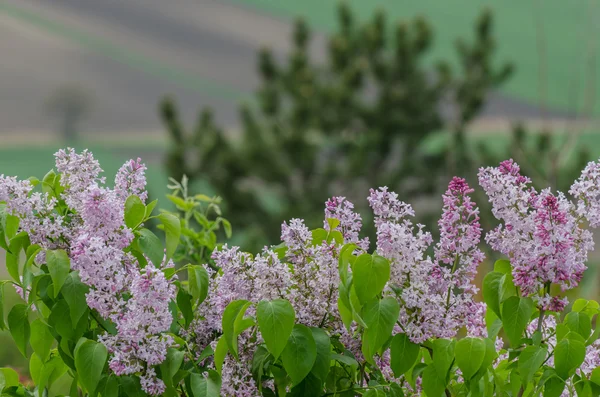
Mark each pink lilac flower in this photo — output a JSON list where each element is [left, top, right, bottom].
[[0, 176, 70, 250], [217, 333, 261, 397], [55, 148, 104, 210], [570, 159, 600, 227], [479, 160, 595, 304], [191, 246, 295, 396], [139, 369, 166, 396], [0, 149, 171, 395], [115, 158, 148, 202], [193, 198, 370, 395], [324, 196, 369, 250], [369, 181, 484, 343]]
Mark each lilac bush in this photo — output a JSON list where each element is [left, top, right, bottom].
[[2, 149, 600, 397]]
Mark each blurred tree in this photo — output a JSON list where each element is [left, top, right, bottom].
[[46, 85, 90, 144], [161, 4, 514, 249]]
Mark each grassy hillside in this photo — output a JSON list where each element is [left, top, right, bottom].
[[236, 0, 600, 115]]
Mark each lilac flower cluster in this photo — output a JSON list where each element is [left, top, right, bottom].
[[479, 159, 595, 310], [324, 196, 369, 250], [198, 181, 487, 393], [192, 199, 370, 395], [368, 179, 485, 343], [193, 247, 294, 395], [0, 149, 173, 395]]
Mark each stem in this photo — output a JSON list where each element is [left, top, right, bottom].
[[323, 386, 372, 396], [90, 311, 110, 333], [537, 309, 545, 334], [446, 255, 460, 308]]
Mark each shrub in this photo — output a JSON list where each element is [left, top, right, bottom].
[[2, 149, 600, 396]]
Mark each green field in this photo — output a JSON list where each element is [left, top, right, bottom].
[[236, 0, 600, 115], [2, 129, 600, 193], [0, 144, 170, 200]]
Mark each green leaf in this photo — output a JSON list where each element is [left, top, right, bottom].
[[494, 259, 512, 274], [61, 272, 89, 326], [30, 353, 67, 395], [8, 304, 29, 357], [6, 232, 29, 282], [158, 213, 181, 263], [138, 228, 164, 267], [190, 371, 221, 397], [256, 299, 295, 361], [189, 371, 220, 397], [327, 218, 340, 230], [310, 328, 331, 381], [120, 376, 146, 397], [74, 338, 108, 395], [572, 299, 599, 317], [0, 204, 11, 252], [353, 254, 390, 304], [188, 265, 209, 304], [390, 333, 420, 377], [432, 339, 455, 375], [422, 365, 446, 397], [214, 336, 228, 375], [160, 348, 184, 388], [250, 345, 271, 386], [482, 271, 505, 319], [363, 390, 386, 397], [49, 299, 84, 341], [575, 379, 594, 397], [0, 367, 20, 390], [554, 333, 586, 379], [124, 195, 146, 229], [289, 372, 323, 397], [96, 375, 119, 397], [41, 169, 56, 195], [501, 296, 534, 346], [177, 289, 194, 327], [0, 282, 5, 330], [479, 337, 498, 376], [220, 218, 232, 239], [281, 324, 317, 386], [544, 376, 565, 397], [46, 250, 70, 298], [518, 345, 548, 385], [485, 308, 502, 338], [362, 297, 399, 361], [222, 300, 253, 359], [30, 319, 53, 362], [565, 312, 592, 339], [311, 228, 327, 245], [338, 243, 357, 284], [145, 199, 158, 218], [590, 367, 600, 385], [455, 337, 486, 380], [337, 296, 352, 330]]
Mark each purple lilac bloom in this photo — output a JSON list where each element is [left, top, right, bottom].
[[0, 149, 170, 395], [479, 159, 595, 306], [570, 159, 600, 227], [115, 158, 148, 202], [324, 196, 369, 250], [369, 181, 485, 343]]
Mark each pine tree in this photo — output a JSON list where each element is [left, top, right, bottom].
[[160, 4, 519, 249]]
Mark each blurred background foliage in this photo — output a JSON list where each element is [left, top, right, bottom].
[[161, 3, 587, 251]]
